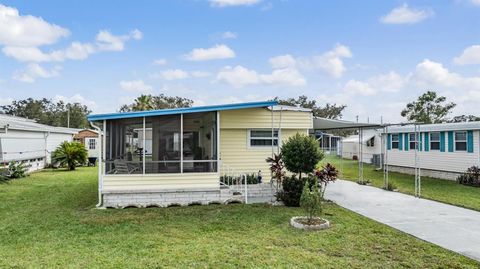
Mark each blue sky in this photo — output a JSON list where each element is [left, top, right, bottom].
[[1, 0, 480, 122]]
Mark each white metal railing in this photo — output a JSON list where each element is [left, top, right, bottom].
[[220, 162, 247, 203]]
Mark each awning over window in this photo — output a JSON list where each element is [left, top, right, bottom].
[[313, 117, 382, 130]]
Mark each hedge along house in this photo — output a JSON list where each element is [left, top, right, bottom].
[[87, 101, 313, 208], [384, 122, 480, 180]]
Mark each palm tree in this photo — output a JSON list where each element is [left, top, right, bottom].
[[52, 141, 88, 170], [132, 95, 154, 111]]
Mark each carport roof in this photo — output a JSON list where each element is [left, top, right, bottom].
[[313, 117, 382, 130]]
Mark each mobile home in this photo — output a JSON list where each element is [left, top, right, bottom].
[[385, 122, 480, 180], [88, 101, 313, 208], [0, 114, 79, 172], [341, 129, 382, 165]]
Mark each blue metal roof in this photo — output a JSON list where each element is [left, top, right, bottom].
[[87, 100, 278, 121]]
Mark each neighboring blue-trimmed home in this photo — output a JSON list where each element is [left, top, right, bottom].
[[385, 122, 480, 180]]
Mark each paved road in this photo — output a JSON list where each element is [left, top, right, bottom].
[[325, 180, 480, 261]]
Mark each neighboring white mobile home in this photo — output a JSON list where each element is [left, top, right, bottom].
[[385, 122, 480, 180], [0, 114, 79, 172], [341, 129, 382, 165]]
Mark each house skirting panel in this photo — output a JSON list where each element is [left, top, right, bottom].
[[387, 165, 460, 181], [101, 188, 243, 208]]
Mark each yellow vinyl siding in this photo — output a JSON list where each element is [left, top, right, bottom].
[[102, 173, 219, 191], [220, 108, 312, 129], [220, 128, 309, 177]]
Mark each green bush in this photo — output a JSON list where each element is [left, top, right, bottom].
[[277, 175, 315, 207], [7, 161, 27, 179], [281, 133, 324, 178], [52, 141, 88, 171], [300, 178, 322, 223], [457, 166, 480, 187]]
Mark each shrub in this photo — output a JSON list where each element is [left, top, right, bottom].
[[7, 161, 27, 179], [281, 133, 324, 178], [457, 166, 480, 187], [300, 178, 322, 223], [277, 175, 314, 207], [52, 141, 88, 171], [314, 163, 339, 199], [266, 153, 285, 183]]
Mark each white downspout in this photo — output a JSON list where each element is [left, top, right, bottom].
[[91, 121, 103, 208]]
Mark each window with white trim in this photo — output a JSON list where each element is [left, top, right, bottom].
[[409, 133, 417, 150], [455, 131, 467, 151], [391, 134, 399, 149], [430, 132, 440, 150], [88, 139, 96, 150], [249, 130, 279, 147]]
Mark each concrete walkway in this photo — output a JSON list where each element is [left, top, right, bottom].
[[325, 180, 480, 261]]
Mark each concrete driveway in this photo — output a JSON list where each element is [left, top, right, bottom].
[[325, 180, 480, 261]]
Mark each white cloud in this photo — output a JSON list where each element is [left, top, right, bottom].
[[344, 80, 376, 96], [96, 29, 142, 52], [216, 65, 306, 88], [119, 80, 153, 93], [0, 4, 70, 47], [209, 0, 261, 7], [13, 63, 61, 83], [472, 0, 480, 6], [184, 44, 235, 61], [380, 4, 433, 25], [260, 68, 306, 87], [2, 29, 141, 63], [216, 66, 260, 88], [153, 59, 167, 65], [269, 54, 296, 69], [342, 71, 406, 96], [299, 44, 352, 78], [453, 45, 480, 65], [160, 69, 190, 80], [191, 71, 212, 78], [53, 94, 97, 108], [222, 31, 237, 39], [367, 71, 406, 93], [412, 59, 462, 88]]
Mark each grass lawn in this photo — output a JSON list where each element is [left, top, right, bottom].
[[1, 168, 479, 268], [320, 155, 480, 212]]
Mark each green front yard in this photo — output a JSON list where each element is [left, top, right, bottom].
[[321, 155, 480, 212], [0, 167, 478, 268]]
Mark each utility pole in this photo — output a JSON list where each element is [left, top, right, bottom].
[[67, 108, 70, 128]]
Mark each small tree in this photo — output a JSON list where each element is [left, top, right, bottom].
[[281, 133, 324, 178], [52, 141, 88, 170], [300, 179, 322, 224]]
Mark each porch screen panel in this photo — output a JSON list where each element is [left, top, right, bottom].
[[145, 114, 181, 173], [105, 117, 144, 174], [182, 112, 217, 173]]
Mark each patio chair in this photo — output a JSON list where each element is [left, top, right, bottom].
[[113, 159, 141, 174]]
